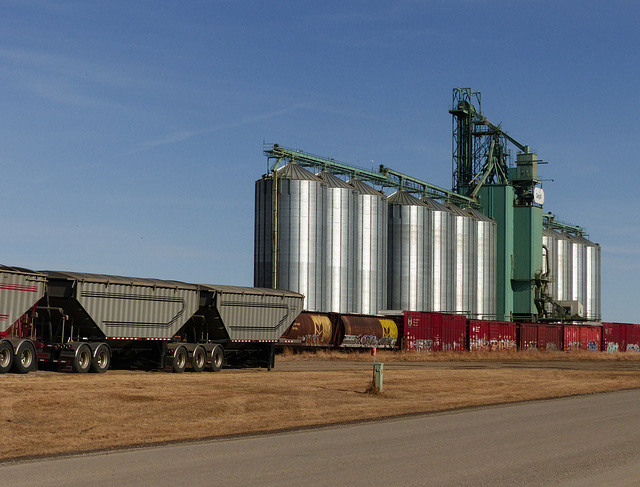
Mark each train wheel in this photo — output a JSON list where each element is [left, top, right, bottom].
[[13, 341, 36, 374], [171, 346, 187, 373], [72, 344, 91, 373], [191, 346, 206, 372], [90, 344, 111, 373], [0, 341, 14, 374], [210, 345, 224, 372]]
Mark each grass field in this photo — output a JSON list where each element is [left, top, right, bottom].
[[2, 351, 640, 462]]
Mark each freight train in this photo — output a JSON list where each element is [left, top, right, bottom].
[[0, 265, 304, 374], [281, 309, 631, 355]]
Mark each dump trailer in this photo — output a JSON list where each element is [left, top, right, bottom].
[[0, 266, 47, 373], [0, 267, 304, 374]]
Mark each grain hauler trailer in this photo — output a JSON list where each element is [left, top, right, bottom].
[[0, 266, 47, 373], [0, 267, 304, 373]]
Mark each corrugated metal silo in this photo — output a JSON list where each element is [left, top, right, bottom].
[[317, 170, 357, 313], [387, 190, 429, 311], [584, 237, 601, 321], [254, 162, 326, 311], [556, 232, 573, 302], [348, 177, 387, 315], [566, 233, 587, 314], [542, 228, 560, 313], [467, 207, 497, 320], [421, 196, 454, 312], [444, 202, 476, 316]]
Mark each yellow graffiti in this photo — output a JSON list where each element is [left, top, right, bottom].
[[311, 314, 333, 342], [380, 319, 398, 340]]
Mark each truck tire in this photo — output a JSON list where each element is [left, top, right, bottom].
[[13, 341, 36, 374], [210, 345, 224, 372], [171, 346, 187, 373], [90, 344, 111, 373], [191, 346, 206, 372], [72, 344, 92, 373], [0, 341, 14, 374]]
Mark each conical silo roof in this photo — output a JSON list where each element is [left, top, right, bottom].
[[388, 190, 426, 206], [443, 201, 468, 217], [420, 195, 449, 212], [277, 161, 322, 181], [317, 170, 352, 188], [348, 177, 385, 196], [465, 206, 495, 222]]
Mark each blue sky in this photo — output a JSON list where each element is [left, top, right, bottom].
[[1, 1, 638, 322]]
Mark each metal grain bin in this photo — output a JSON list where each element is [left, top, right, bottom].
[[41, 271, 201, 340], [387, 190, 429, 311], [556, 232, 573, 302], [254, 162, 326, 311], [566, 234, 587, 316], [584, 236, 601, 321], [348, 177, 387, 315], [421, 197, 454, 313], [444, 203, 476, 317], [198, 285, 304, 342], [317, 170, 357, 314], [466, 207, 497, 320], [0, 266, 46, 335]]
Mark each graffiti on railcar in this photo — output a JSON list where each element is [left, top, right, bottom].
[[627, 344, 640, 352]]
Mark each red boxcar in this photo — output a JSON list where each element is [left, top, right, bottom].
[[468, 320, 517, 351], [564, 325, 601, 351], [603, 323, 640, 352], [403, 312, 466, 352], [518, 323, 539, 350], [538, 324, 563, 351]]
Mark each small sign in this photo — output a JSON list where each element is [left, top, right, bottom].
[[371, 347, 376, 356]]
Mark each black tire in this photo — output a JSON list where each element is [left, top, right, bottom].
[[171, 346, 187, 373], [191, 346, 206, 372], [72, 344, 92, 373], [13, 341, 36, 374], [210, 345, 224, 372], [0, 341, 14, 374], [90, 344, 111, 373]]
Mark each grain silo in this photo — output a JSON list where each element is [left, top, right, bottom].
[[466, 206, 497, 319], [254, 161, 326, 311], [387, 190, 429, 311], [444, 202, 476, 316], [420, 196, 454, 312], [349, 177, 388, 315], [317, 170, 357, 313]]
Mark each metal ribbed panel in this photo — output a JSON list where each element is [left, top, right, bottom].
[[467, 207, 497, 320], [422, 197, 454, 313], [201, 285, 304, 341], [76, 280, 200, 339], [254, 162, 326, 311], [0, 268, 46, 333], [556, 232, 573, 301], [387, 190, 429, 311], [317, 170, 357, 313], [349, 177, 387, 315], [566, 233, 587, 313], [585, 241, 601, 321], [445, 202, 476, 316]]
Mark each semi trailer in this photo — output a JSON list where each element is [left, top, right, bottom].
[[0, 265, 304, 374]]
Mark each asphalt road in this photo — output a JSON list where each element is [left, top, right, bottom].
[[3, 389, 640, 486]]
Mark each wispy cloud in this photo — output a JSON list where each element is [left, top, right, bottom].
[[129, 103, 311, 153]]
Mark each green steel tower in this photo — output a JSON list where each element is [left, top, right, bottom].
[[450, 88, 543, 321]]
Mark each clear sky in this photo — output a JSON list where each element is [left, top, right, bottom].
[[1, 1, 638, 322]]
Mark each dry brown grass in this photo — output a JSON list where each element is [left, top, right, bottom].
[[2, 359, 640, 462], [279, 348, 640, 362]]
